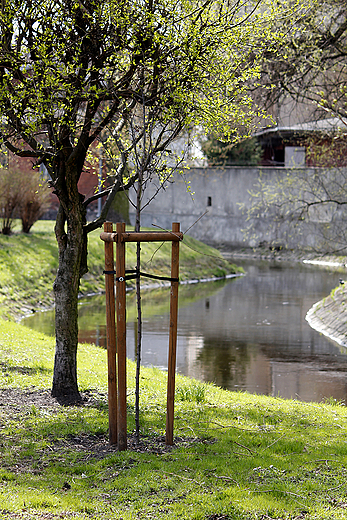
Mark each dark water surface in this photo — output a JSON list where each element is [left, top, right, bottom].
[[23, 260, 347, 403]]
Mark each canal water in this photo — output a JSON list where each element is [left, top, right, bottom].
[[22, 260, 347, 403]]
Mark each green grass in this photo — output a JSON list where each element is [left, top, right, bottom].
[[1, 319, 347, 519], [2, 221, 347, 519], [0, 220, 240, 320]]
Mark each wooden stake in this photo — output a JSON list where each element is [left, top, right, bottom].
[[116, 222, 127, 451], [166, 222, 180, 445], [104, 222, 117, 445]]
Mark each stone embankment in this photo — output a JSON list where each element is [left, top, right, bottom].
[[306, 285, 347, 347]]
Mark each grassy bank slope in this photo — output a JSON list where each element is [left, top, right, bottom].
[[0, 220, 239, 320], [1, 320, 347, 519]]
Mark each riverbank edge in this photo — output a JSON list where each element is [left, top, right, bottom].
[[18, 272, 244, 323], [305, 287, 347, 348], [221, 246, 347, 349]]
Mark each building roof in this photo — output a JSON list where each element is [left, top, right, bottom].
[[254, 117, 347, 138]]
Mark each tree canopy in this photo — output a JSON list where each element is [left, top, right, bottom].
[[259, 0, 347, 124], [0, 0, 303, 400], [0, 0, 280, 173]]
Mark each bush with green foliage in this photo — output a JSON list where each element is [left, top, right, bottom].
[[201, 135, 263, 166]]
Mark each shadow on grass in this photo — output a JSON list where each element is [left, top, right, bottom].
[[0, 361, 51, 375]]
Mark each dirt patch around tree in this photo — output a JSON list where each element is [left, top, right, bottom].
[[0, 388, 215, 519], [0, 388, 204, 457]]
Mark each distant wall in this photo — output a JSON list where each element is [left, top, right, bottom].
[[128, 167, 346, 251]]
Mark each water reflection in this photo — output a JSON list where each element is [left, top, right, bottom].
[[22, 260, 347, 403]]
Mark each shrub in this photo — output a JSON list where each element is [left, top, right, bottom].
[[0, 163, 51, 234], [0, 165, 22, 234], [19, 171, 51, 233], [201, 135, 262, 166]]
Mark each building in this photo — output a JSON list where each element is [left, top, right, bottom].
[[255, 118, 347, 168]]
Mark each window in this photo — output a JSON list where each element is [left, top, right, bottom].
[[285, 146, 306, 167]]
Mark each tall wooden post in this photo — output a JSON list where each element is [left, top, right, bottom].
[[116, 222, 127, 451], [166, 222, 180, 445], [104, 222, 117, 445]]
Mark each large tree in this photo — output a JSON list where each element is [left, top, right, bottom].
[[259, 0, 347, 123], [0, 0, 296, 401]]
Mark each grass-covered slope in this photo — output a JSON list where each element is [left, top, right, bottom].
[[0, 220, 240, 320], [1, 319, 347, 519]]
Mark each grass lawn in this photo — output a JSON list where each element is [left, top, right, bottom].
[[0, 319, 347, 519], [1, 220, 347, 519]]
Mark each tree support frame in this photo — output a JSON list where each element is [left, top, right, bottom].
[[101, 222, 182, 450]]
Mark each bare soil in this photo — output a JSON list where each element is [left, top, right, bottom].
[[0, 388, 200, 457]]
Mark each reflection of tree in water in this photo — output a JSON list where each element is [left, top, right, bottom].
[[78, 325, 107, 348], [196, 337, 251, 390]]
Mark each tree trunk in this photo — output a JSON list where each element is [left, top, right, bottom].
[[51, 193, 88, 403], [135, 172, 143, 443]]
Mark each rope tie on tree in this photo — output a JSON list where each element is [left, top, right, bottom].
[[103, 268, 179, 283]]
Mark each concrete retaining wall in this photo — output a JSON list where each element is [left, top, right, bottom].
[[306, 286, 347, 347], [128, 167, 347, 250]]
